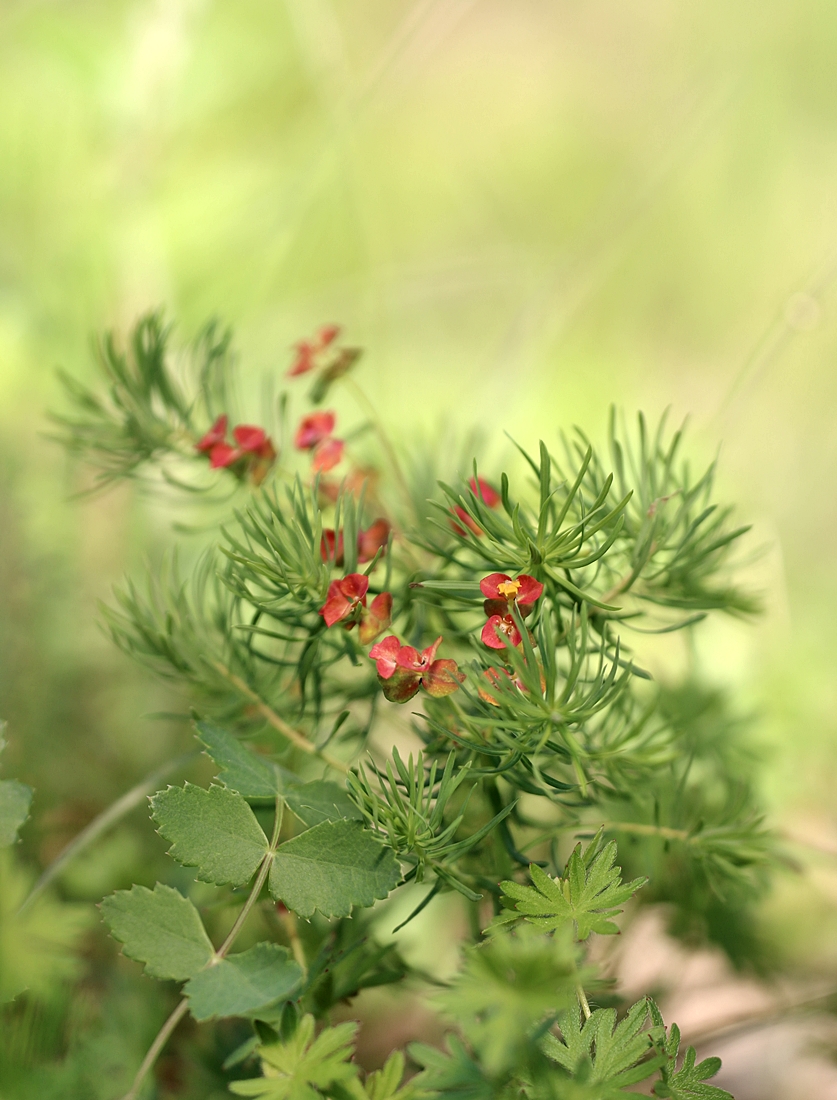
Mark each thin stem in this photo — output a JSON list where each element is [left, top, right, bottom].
[[120, 797, 284, 1100], [594, 821, 689, 842], [121, 999, 190, 1100], [211, 661, 349, 774], [576, 984, 592, 1021], [279, 906, 307, 975], [19, 752, 198, 916]]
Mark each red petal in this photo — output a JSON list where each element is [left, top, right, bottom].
[[233, 424, 267, 451], [320, 529, 345, 566], [419, 636, 443, 667], [312, 437, 344, 472], [209, 443, 241, 468], [516, 574, 544, 606], [316, 324, 341, 349], [320, 584, 352, 626], [369, 634, 400, 678], [196, 414, 229, 452], [481, 615, 520, 649], [379, 667, 421, 703], [288, 341, 316, 377], [422, 659, 464, 698], [394, 644, 423, 672], [338, 573, 369, 601], [480, 573, 511, 599], [294, 411, 336, 449], [469, 476, 500, 508], [358, 519, 390, 563], [451, 505, 482, 537]]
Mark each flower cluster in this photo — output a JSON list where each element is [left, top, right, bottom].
[[451, 476, 501, 536], [288, 324, 361, 402], [295, 411, 344, 473], [319, 573, 393, 645], [480, 572, 544, 649], [369, 636, 465, 703], [320, 518, 390, 566], [195, 415, 276, 485]]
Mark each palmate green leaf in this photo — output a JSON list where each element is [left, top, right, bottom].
[[500, 832, 646, 940], [543, 999, 665, 1094], [150, 783, 269, 886], [100, 882, 214, 981], [347, 1051, 420, 1100], [650, 1004, 732, 1100], [284, 780, 363, 828], [196, 720, 285, 799], [268, 820, 400, 918], [184, 942, 302, 1021], [230, 1013, 358, 1099], [0, 780, 33, 847], [409, 1036, 493, 1100]]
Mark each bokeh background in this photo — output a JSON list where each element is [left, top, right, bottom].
[[3, 0, 837, 1095]]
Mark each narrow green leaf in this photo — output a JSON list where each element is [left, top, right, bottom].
[[284, 780, 363, 827], [100, 883, 214, 981], [185, 942, 302, 1021], [0, 780, 33, 847], [151, 783, 269, 886], [269, 820, 400, 918]]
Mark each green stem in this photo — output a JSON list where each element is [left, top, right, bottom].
[[595, 821, 689, 842], [19, 752, 198, 916], [119, 797, 285, 1100], [576, 984, 592, 1021]]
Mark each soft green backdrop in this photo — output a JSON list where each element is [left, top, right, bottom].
[[2, 0, 837, 1012]]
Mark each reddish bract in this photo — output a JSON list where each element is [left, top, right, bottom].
[[369, 634, 464, 703], [288, 325, 342, 377], [320, 529, 345, 566], [209, 442, 240, 469], [196, 415, 228, 452], [359, 592, 393, 645], [319, 573, 369, 627], [196, 416, 277, 484], [358, 519, 390, 563], [452, 476, 501, 537], [312, 437, 344, 473], [479, 572, 544, 650]]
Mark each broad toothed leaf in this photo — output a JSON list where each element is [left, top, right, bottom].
[[269, 820, 400, 918], [100, 882, 214, 981], [500, 831, 646, 940], [184, 942, 302, 1021], [283, 780, 363, 827], [195, 720, 287, 799], [0, 780, 33, 848], [150, 783, 269, 886]]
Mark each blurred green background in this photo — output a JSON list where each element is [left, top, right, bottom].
[[3, 0, 837, 1090]]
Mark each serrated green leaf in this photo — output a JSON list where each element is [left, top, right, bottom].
[[652, 1016, 732, 1100], [150, 783, 269, 886], [500, 832, 646, 940], [284, 780, 363, 827], [268, 820, 400, 918], [100, 882, 214, 980], [0, 779, 33, 847], [185, 942, 302, 1021], [543, 999, 665, 1093], [230, 1013, 358, 1098], [196, 720, 287, 799], [409, 1036, 493, 1100]]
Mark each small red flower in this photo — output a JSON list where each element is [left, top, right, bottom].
[[320, 529, 345, 566], [312, 436, 344, 473], [452, 477, 501, 537], [359, 592, 393, 645], [288, 325, 342, 377], [208, 442, 240, 469], [295, 412, 336, 450], [358, 519, 390, 563], [319, 573, 369, 628], [477, 666, 525, 706], [196, 415, 229, 453], [368, 635, 464, 703], [479, 573, 544, 650]]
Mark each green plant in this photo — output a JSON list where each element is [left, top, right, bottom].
[[3, 314, 771, 1098]]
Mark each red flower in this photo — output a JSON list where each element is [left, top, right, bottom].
[[369, 635, 465, 703], [359, 592, 392, 645], [358, 519, 390, 563], [208, 442, 240, 469], [320, 529, 345, 566], [312, 437, 344, 473], [196, 415, 228, 452], [452, 477, 501, 537], [288, 325, 341, 377], [479, 573, 544, 650], [477, 666, 525, 706], [295, 412, 336, 450], [319, 573, 369, 627]]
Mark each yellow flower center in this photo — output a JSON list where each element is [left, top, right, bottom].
[[497, 579, 521, 599]]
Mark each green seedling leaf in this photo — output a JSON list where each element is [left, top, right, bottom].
[[100, 882, 214, 981], [500, 831, 646, 940], [0, 780, 33, 848], [185, 942, 302, 1021], [230, 1013, 358, 1098], [151, 783, 269, 886], [196, 720, 287, 799], [284, 780, 363, 827], [543, 999, 665, 1092], [269, 820, 400, 918]]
